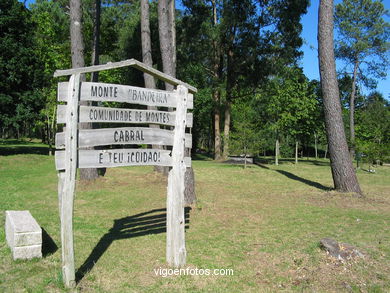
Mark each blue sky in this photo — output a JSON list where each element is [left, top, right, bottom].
[[21, 0, 389, 99], [300, 0, 389, 99]]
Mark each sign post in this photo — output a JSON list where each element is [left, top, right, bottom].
[[166, 85, 188, 266], [58, 74, 80, 287], [54, 59, 196, 288]]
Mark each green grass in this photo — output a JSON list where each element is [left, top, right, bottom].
[[1, 140, 390, 292]]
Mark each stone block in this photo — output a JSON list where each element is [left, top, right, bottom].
[[13, 245, 42, 259], [5, 211, 42, 260]]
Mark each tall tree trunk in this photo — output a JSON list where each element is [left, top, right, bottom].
[[244, 146, 247, 169], [318, 0, 362, 195], [324, 143, 328, 159], [222, 101, 231, 159], [158, 0, 195, 204], [349, 60, 359, 160], [314, 133, 318, 159], [223, 42, 234, 160], [141, 0, 164, 173], [141, 0, 155, 90], [295, 140, 299, 164], [168, 0, 176, 74], [70, 0, 99, 181], [91, 0, 100, 82], [158, 0, 175, 91], [91, 0, 105, 177], [158, 0, 174, 176], [212, 0, 222, 160], [213, 90, 222, 160], [275, 137, 279, 166]]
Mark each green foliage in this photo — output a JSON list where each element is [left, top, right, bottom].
[[335, 0, 390, 88], [192, 87, 214, 152], [255, 67, 318, 144], [0, 0, 46, 137], [179, 0, 309, 157], [355, 91, 390, 163], [230, 102, 263, 157], [338, 74, 365, 108]]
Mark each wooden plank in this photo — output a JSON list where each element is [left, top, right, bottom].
[[166, 85, 188, 267], [54, 59, 137, 77], [60, 74, 79, 288], [58, 82, 194, 109], [53, 58, 197, 94], [57, 82, 68, 101], [55, 127, 192, 149], [55, 149, 191, 169], [56, 105, 193, 127]]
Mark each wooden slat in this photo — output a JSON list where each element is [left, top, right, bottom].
[[55, 149, 191, 169], [55, 127, 192, 149], [58, 82, 194, 109], [56, 105, 193, 127], [53, 58, 197, 94]]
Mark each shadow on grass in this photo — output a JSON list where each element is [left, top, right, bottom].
[[275, 170, 331, 191], [41, 228, 58, 257], [192, 152, 214, 161], [252, 161, 331, 191], [76, 207, 192, 283], [254, 157, 330, 167], [0, 139, 50, 156]]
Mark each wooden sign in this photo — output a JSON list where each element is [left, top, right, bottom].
[[55, 149, 192, 170], [56, 105, 193, 127], [55, 127, 192, 149], [54, 59, 195, 289], [58, 82, 194, 109]]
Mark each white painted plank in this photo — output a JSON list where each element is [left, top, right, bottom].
[[55, 149, 191, 169], [54, 59, 137, 77], [55, 127, 192, 149], [57, 82, 194, 109], [56, 105, 193, 127], [57, 82, 68, 102], [53, 58, 197, 94]]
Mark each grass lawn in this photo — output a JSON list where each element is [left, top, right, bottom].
[[0, 140, 389, 292]]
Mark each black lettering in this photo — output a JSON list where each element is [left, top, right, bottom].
[[146, 112, 151, 121], [98, 109, 104, 120], [91, 86, 98, 97]]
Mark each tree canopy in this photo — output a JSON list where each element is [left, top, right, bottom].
[[0, 0, 388, 168]]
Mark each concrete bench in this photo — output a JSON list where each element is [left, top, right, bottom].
[[5, 211, 42, 260]]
